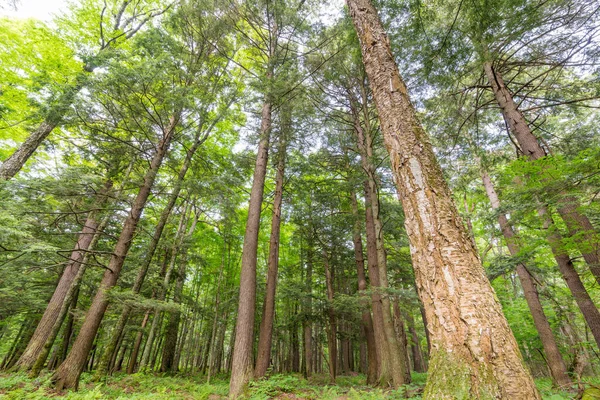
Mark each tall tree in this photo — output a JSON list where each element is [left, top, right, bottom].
[[345, 0, 541, 398], [254, 109, 289, 378]]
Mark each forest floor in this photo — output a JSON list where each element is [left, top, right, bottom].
[[0, 371, 597, 399]]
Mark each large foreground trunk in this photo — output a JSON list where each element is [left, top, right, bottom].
[[346, 0, 540, 397], [51, 115, 179, 390]]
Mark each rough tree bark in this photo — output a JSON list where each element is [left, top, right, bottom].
[[346, 0, 540, 397], [255, 120, 288, 378], [481, 169, 571, 387], [483, 61, 600, 285], [51, 114, 179, 390], [228, 98, 272, 398]]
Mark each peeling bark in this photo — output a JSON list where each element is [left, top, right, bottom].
[[346, 0, 540, 397]]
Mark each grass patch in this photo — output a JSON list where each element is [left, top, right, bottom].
[[0, 371, 598, 399]]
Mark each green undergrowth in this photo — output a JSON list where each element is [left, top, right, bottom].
[[0, 371, 598, 399]]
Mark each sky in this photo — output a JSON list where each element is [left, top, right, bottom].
[[1, 0, 66, 21]]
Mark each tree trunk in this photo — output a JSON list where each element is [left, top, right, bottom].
[[323, 250, 337, 383], [483, 61, 600, 284], [30, 214, 110, 377], [16, 180, 112, 372], [364, 181, 392, 385], [419, 303, 430, 356], [392, 300, 411, 383], [405, 311, 426, 373], [353, 97, 408, 387], [371, 187, 410, 386], [2, 317, 38, 369], [174, 315, 189, 372], [350, 189, 379, 384], [537, 207, 600, 349], [481, 169, 571, 387], [127, 309, 151, 374], [160, 254, 187, 373], [51, 114, 179, 390], [346, 1, 540, 397], [560, 312, 591, 378], [255, 123, 287, 378], [229, 98, 271, 398], [58, 288, 79, 367], [291, 318, 300, 373], [207, 255, 226, 383], [303, 248, 313, 379]]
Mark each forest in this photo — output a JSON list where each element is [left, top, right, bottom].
[[0, 0, 599, 398]]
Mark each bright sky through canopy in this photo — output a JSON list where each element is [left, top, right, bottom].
[[1, 0, 66, 21]]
